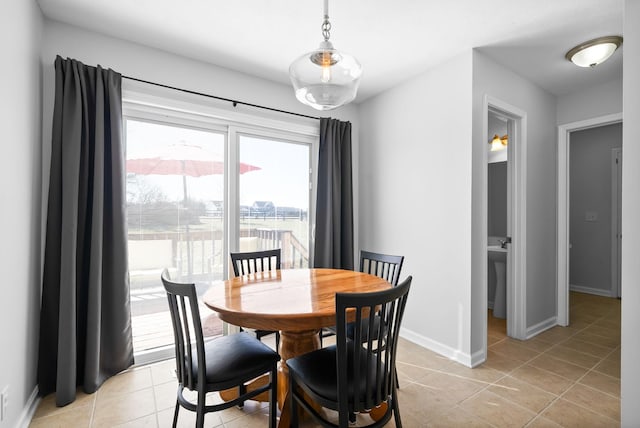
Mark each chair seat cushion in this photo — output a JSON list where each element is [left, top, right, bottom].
[[287, 343, 387, 405], [190, 332, 279, 385]]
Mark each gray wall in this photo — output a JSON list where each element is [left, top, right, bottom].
[[0, 0, 43, 426], [488, 162, 507, 238], [569, 123, 622, 295]]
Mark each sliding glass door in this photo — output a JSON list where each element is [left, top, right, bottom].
[[124, 109, 316, 363]]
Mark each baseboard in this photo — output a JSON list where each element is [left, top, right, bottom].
[[526, 315, 557, 339], [570, 284, 614, 297], [399, 327, 475, 368], [469, 349, 487, 368], [16, 386, 40, 428]]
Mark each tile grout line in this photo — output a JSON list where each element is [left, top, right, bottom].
[[522, 313, 620, 427], [152, 378, 161, 428], [476, 317, 569, 427], [89, 388, 97, 428], [485, 309, 619, 427]]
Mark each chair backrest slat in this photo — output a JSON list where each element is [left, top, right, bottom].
[[230, 249, 281, 276], [360, 250, 404, 286]]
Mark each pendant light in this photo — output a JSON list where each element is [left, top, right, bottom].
[[565, 36, 623, 68], [289, 0, 362, 111]]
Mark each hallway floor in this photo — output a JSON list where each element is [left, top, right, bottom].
[[30, 292, 620, 427]]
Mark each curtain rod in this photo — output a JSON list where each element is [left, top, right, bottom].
[[122, 75, 320, 121]]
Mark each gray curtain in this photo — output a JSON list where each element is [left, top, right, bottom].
[[313, 118, 354, 269], [38, 56, 133, 406]]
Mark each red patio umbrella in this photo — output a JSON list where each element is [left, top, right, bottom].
[[126, 142, 260, 277], [127, 143, 261, 177]]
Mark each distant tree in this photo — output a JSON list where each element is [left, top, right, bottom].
[[126, 177, 205, 229], [126, 176, 168, 204]]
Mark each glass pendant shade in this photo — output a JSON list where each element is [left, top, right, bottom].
[[565, 36, 622, 68], [289, 41, 362, 111]]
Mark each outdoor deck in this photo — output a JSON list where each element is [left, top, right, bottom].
[[130, 287, 223, 354], [128, 223, 309, 356]]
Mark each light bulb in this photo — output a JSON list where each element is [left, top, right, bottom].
[[490, 135, 505, 152], [320, 51, 332, 82]]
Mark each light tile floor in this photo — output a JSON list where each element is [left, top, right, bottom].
[[30, 292, 620, 427]]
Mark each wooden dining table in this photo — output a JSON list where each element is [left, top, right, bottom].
[[202, 267, 392, 427]]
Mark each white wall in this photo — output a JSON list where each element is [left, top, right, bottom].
[[40, 20, 358, 124], [472, 51, 558, 351], [621, 0, 640, 424], [557, 78, 622, 125], [359, 52, 475, 364], [0, 1, 43, 427]]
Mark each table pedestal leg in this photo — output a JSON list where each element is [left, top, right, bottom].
[[277, 329, 320, 428], [219, 375, 271, 403]]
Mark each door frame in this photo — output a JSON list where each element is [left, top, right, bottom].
[[483, 95, 528, 347], [556, 113, 622, 325], [612, 148, 622, 298]]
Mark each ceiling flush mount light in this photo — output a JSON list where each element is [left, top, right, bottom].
[[289, 0, 362, 110], [565, 36, 623, 68], [489, 134, 508, 151]]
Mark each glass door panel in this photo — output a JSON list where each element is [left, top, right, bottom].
[[125, 118, 225, 360], [238, 134, 311, 268]]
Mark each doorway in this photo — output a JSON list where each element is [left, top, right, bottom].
[[487, 111, 509, 340], [556, 114, 623, 325], [482, 95, 528, 364]]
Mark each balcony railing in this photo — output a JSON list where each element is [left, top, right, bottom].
[[128, 227, 310, 356], [128, 227, 309, 281]]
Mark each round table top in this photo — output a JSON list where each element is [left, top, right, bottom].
[[202, 268, 391, 331]]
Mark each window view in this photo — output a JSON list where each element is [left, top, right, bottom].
[[239, 134, 310, 268], [126, 119, 225, 357], [125, 117, 314, 360]]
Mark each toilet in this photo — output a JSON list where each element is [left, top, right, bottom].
[[492, 258, 506, 318], [488, 243, 507, 319]]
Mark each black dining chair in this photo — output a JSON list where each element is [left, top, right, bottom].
[[287, 276, 412, 428], [230, 249, 282, 351], [161, 269, 280, 428], [359, 250, 405, 287], [320, 250, 405, 347]]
